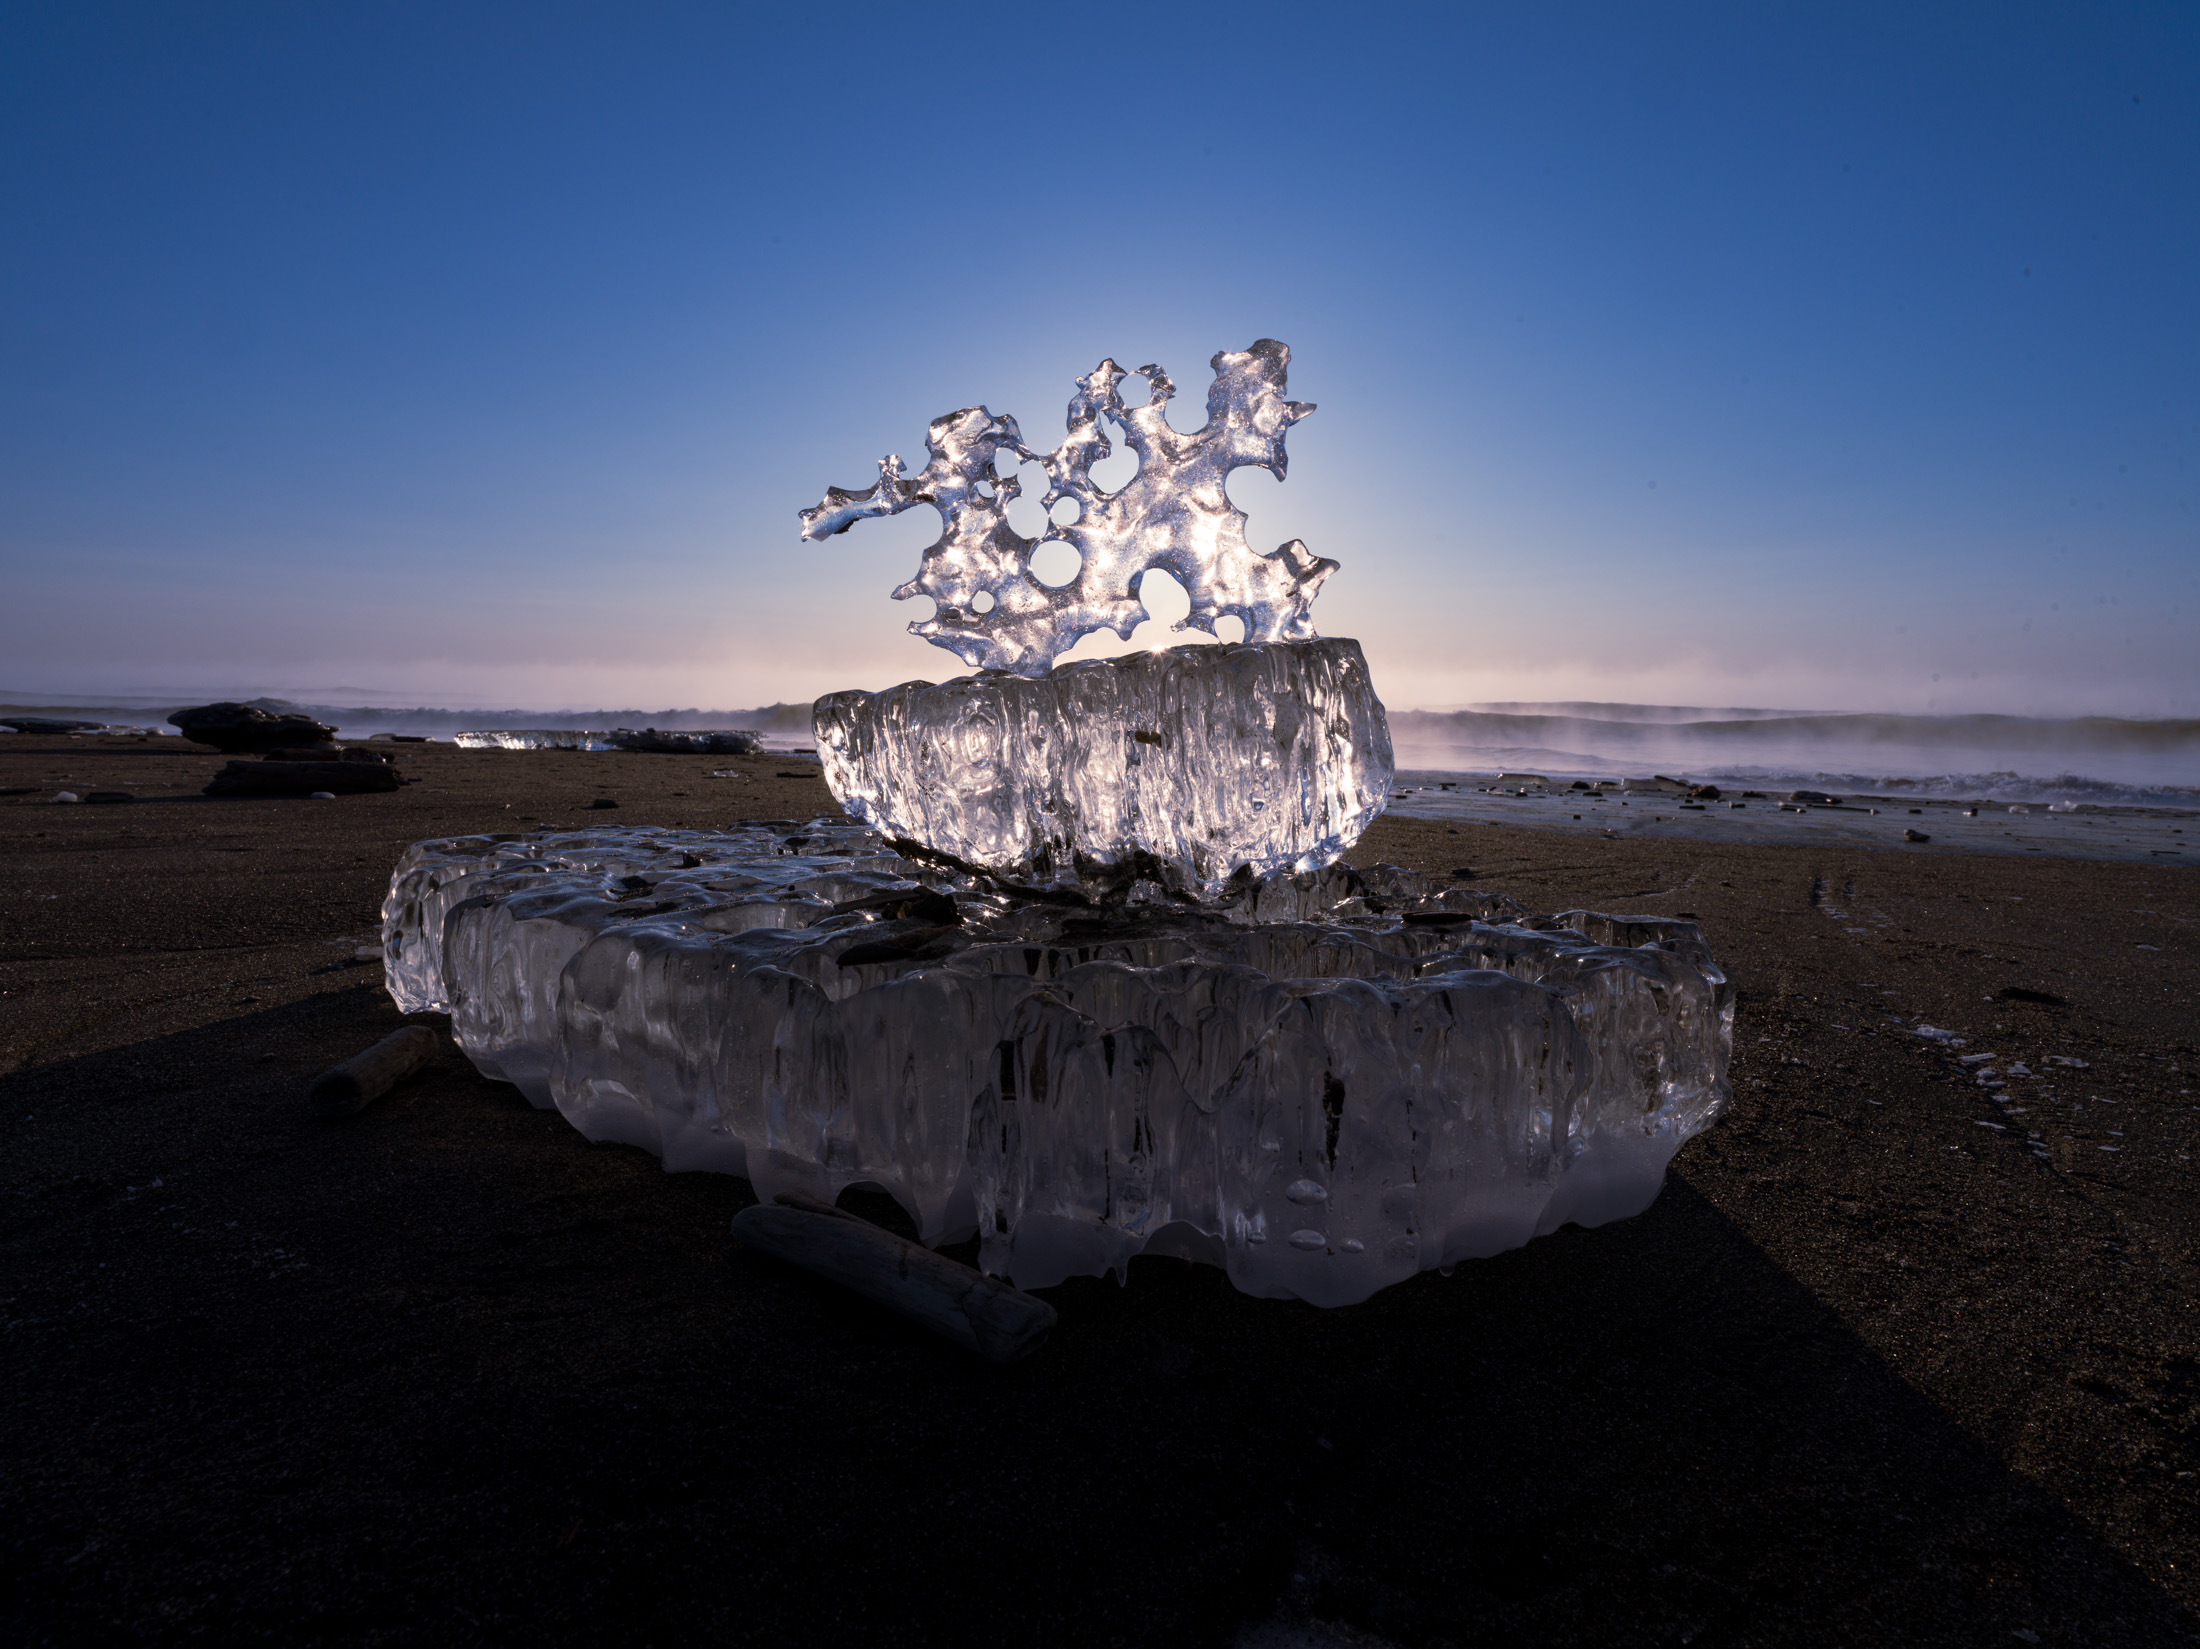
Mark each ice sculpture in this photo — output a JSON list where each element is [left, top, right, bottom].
[[800, 341, 1337, 677], [382, 822, 1730, 1306], [816, 637, 1392, 899], [383, 338, 1732, 1309]]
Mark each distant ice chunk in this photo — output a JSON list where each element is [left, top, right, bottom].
[[815, 638, 1393, 901], [382, 823, 1730, 1306], [453, 728, 763, 754]]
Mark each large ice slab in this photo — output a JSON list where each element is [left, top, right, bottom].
[[814, 637, 1393, 901], [382, 822, 1729, 1307]]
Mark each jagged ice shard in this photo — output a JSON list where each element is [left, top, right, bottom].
[[382, 340, 1732, 1307]]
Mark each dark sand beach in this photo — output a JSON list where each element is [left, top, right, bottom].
[[3, 735, 2196, 1647]]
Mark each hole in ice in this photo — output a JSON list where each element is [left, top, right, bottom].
[[1214, 614, 1246, 644], [1224, 464, 1283, 510], [972, 591, 996, 613], [973, 479, 996, 499], [1134, 567, 1193, 638], [1005, 494, 1048, 537], [1088, 435, 1138, 493], [1051, 568, 1206, 664], [1027, 540, 1082, 588], [1049, 496, 1083, 527], [1004, 462, 1050, 537]]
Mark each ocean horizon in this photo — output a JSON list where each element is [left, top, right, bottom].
[[7, 691, 2196, 810]]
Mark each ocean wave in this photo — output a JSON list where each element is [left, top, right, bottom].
[[1393, 760, 2200, 810], [1388, 704, 2200, 807], [1391, 707, 2200, 752]]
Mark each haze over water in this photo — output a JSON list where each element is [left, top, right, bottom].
[[8, 687, 2194, 811]]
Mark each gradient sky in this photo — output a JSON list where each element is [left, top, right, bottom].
[[3, 2, 2196, 717]]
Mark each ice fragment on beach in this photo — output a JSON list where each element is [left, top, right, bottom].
[[1912, 1024, 1967, 1045], [381, 824, 1731, 1306], [454, 728, 763, 754], [815, 637, 1392, 900], [799, 340, 1334, 677]]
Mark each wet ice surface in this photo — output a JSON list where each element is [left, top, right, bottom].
[[1382, 773, 2197, 865], [382, 821, 1731, 1306], [816, 637, 1392, 901]]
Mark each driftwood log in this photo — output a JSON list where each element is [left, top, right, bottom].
[[732, 1192, 1057, 1362], [308, 1025, 441, 1116], [204, 759, 400, 796]]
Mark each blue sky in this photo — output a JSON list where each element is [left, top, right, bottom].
[[3, 2, 2195, 715]]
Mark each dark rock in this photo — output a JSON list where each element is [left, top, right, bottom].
[[1902, 828, 1931, 843], [1996, 986, 2068, 1006], [84, 791, 134, 804], [1790, 789, 1841, 806], [203, 760, 400, 797], [588, 797, 620, 809], [263, 746, 392, 764], [168, 702, 338, 753], [1688, 784, 1723, 800]]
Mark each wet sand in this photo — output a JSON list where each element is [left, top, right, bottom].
[[3, 734, 2197, 1646]]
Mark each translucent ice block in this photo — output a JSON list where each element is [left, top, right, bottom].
[[382, 824, 1730, 1306], [813, 638, 1393, 900], [452, 728, 763, 753]]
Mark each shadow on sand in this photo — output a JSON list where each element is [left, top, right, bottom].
[[1, 995, 2192, 1647]]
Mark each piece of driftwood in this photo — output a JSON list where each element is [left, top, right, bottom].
[[308, 1025, 441, 1116], [205, 759, 400, 796], [732, 1191, 1057, 1362]]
